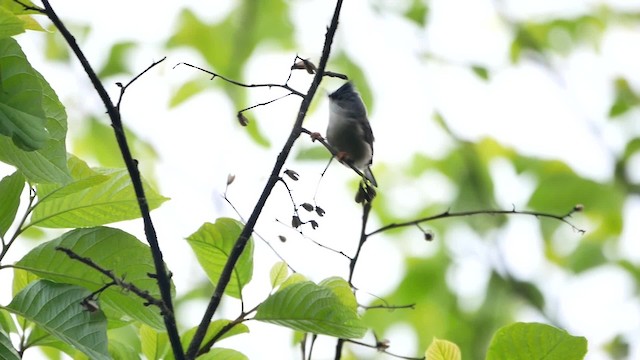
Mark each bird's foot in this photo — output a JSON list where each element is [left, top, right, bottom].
[[309, 132, 323, 142], [336, 151, 350, 162]]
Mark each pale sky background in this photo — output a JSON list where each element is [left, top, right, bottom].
[[2, 0, 640, 359]]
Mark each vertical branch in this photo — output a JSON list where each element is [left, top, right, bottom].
[[185, 0, 345, 358], [39, 1, 183, 359], [335, 202, 372, 359]]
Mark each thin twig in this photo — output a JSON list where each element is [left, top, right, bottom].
[[174, 62, 305, 98], [344, 339, 425, 360], [116, 57, 167, 110], [368, 207, 585, 237], [185, 1, 345, 357], [39, 2, 183, 358]]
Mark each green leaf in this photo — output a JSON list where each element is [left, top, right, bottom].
[[0, 309, 16, 334], [16, 226, 171, 330], [197, 347, 248, 360], [140, 324, 168, 360], [608, 78, 640, 118], [186, 218, 253, 299], [0, 330, 20, 360], [0, 170, 24, 236], [97, 41, 135, 78], [318, 277, 357, 312], [486, 322, 587, 360], [403, 0, 429, 27], [270, 261, 288, 289], [165, 320, 249, 360], [425, 338, 461, 360], [0, 37, 48, 151], [471, 66, 490, 81], [0, 7, 25, 38], [255, 281, 366, 339], [0, 48, 71, 184], [279, 273, 308, 290], [3, 280, 109, 360], [29, 157, 168, 228], [72, 116, 158, 170], [168, 79, 208, 108]]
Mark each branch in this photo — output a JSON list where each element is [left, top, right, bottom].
[[368, 206, 586, 237], [185, 1, 346, 357], [55, 247, 167, 311], [344, 339, 425, 360], [174, 62, 305, 97], [39, 2, 183, 358]]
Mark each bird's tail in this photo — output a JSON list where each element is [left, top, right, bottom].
[[364, 167, 377, 187]]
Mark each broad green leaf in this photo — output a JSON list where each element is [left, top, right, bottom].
[[0, 49, 71, 184], [97, 41, 135, 78], [198, 347, 248, 360], [140, 324, 168, 360], [165, 320, 249, 360], [270, 261, 288, 289], [318, 277, 357, 312], [255, 281, 366, 339], [3, 280, 109, 360], [29, 157, 167, 228], [0, 309, 15, 333], [425, 338, 461, 360], [16, 226, 171, 330], [0, 7, 25, 38], [35, 156, 109, 200], [0, 331, 20, 360], [0, 37, 48, 150], [0, 0, 40, 15], [425, 338, 462, 360], [279, 273, 307, 290], [0, 170, 24, 235], [12, 267, 38, 297], [186, 218, 253, 298], [107, 325, 141, 360], [486, 322, 587, 360]]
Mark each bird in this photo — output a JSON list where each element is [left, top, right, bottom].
[[326, 82, 377, 187]]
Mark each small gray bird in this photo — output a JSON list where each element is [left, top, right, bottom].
[[327, 82, 377, 187]]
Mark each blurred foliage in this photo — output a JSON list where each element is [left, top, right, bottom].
[[2, 0, 639, 359]]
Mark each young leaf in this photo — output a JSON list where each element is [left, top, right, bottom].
[[16, 226, 171, 330], [3, 280, 109, 360], [186, 218, 254, 299], [255, 281, 367, 339], [0, 7, 25, 38], [165, 320, 249, 360], [140, 324, 168, 360], [0, 331, 20, 360], [425, 338, 461, 360], [486, 322, 587, 360], [0, 38, 48, 151], [29, 157, 168, 228], [197, 347, 248, 360], [318, 277, 357, 312], [0, 171, 24, 236], [0, 41, 71, 184], [270, 261, 288, 289]]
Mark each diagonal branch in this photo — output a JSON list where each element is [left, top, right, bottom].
[[39, 1, 183, 358], [185, 0, 346, 358]]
